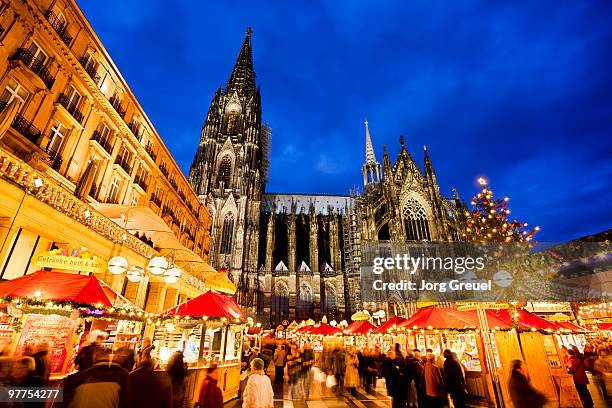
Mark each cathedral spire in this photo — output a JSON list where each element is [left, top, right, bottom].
[[423, 145, 435, 177], [364, 120, 377, 164], [382, 145, 392, 173], [227, 27, 256, 95]]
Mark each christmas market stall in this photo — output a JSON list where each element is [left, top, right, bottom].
[[0, 270, 146, 378], [371, 315, 407, 352], [343, 320, 378, 350], [156, 289, 245, 402]]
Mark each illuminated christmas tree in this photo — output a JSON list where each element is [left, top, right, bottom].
[[463, 177, 539, 242]]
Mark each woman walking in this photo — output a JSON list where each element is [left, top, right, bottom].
[[345, 348, 360, 397], [508, 360, 547, 408]]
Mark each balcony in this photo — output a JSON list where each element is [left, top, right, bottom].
[[79, 56, 100, 85], [108, 94, 126, 119], [47, 148, 62, 171], [150, 193, 162, 207], [159, 164, 169, 178], [134, 174, 148, 191], [56, 93, 84, 124], [169, 177, 178, 190], [45, 10, 72, 47], [114, 155, 132, 175], [128, 121, 141, 138], [10, 49, 55, 89], [0, 101, 42, 144], [90, 130, 113, 155]]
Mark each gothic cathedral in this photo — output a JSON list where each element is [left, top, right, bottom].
[[189, 29, 466, 324]]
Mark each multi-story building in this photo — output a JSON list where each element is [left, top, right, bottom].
[[0, 0, 213, 313]]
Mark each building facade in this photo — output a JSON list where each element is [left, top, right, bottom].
[[188, 30, 466, 324], [0, 0, 213, 313]]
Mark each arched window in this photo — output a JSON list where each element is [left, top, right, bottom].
[[272, 282, 289, 324], [296, 283, 313, 320], [378, 223, 390, 240], [322, 284, 336, 317], [403, 198, 431, 241], [220, 214, 234, 254], [217, 155, 232, 188]]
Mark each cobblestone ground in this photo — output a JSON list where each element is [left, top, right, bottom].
[[225, 375, 392, 407]]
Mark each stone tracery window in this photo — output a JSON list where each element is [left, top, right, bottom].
[[272, 281, 289, 323], [322, 283, 336, 317], [403, 198, 431, 241], [296, 282, 312, 320], [220, 214, 234, 254]]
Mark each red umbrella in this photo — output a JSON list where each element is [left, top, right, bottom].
[[344, 320, 377, 335], [374, 315, 407, 333], [160, 290, 244, 319], [0, 270, 114, 307], [308, 324, 342, 335]]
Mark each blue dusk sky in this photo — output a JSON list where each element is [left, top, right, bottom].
[[76, 1, 611, 242]]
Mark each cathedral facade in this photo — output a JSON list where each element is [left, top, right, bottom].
[[189, 29, 465, 324]]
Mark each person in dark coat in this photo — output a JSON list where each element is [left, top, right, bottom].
[[508, 360, 547, 408], [31, 342, 50, 385], [128, 357, 169, 408], [166, 351, 189, 408], [196, 363, 223, 408], [384, 350, 408, 408], [10, 357, 45, 408], [443, 349, 466, 408], [75, 330, 107, 371]]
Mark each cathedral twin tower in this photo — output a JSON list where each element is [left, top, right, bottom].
[[189, 29, 464, 324]]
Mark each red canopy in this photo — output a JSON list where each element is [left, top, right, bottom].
[[296, 325, 314, 334], [308, 324, 342, 335], [160, 290, 244, 319], [374, 315, 407, 333], [399, 307, 478, 330], [486, 309, 558, 331], [555, 321, 588, 333], [598, 322, 612, 331], [0, 270, 114, 307], [344, 320, 377, 335]]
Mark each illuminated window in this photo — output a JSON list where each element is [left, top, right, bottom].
[[108, 176, 121, 204], [403, 198, 431, 241], [47, 121, 68, 156], [1, 79, 29, 108], [220, 214, 234, 254]]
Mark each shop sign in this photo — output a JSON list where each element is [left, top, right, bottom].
[[31, 251, 107, 274], [525, 302, 572, 313]]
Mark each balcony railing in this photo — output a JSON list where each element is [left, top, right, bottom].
[[0, 101, 42, 144], [108, 94, 126, 119], [144, 142, 156, 161], [57, 93, 84, 124], [78, 56, 100, 84], [160, 164, 169, 178], [114, 155, 132, 174], [169, 177, 178, 190], [128, 121, 141, 137], [90, 130, 113, 155], [10, 49, 55, 89], [45, 10, 72, 47], [134, 174, 148, 191]]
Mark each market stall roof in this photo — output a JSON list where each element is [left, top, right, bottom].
[[308, 324, 342, 335], [0, 270, 116, 307], [373, 315, 407, 333], [598, 322, 612, 331], [399, 307, 478, 330], [555, 321, 589, 333], [485, 309, 559, 331], [247, 327, 262, 335], [92, 204, 223, 285], [296, 325, 314, 334], [344, 320, 377, 335], [159, 290, 244, 319]]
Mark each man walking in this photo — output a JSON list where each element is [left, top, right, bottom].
[[273, 344, 287, 384]]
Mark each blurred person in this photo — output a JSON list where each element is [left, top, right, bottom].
[[593, 349, 611, 400], [344, 347, 360, 397], [65, 346, 129, 408], [508, 360, 547, 408], [332, 347, 346, 396], [196, 363, 223, 408], [424, 352, 445, 408], [136, 337, 155, 368], [567, 348, 594, 408], [273, 344, 286, 384], [114, 346, 135, 371], [10, 356, 44, 408], [286, 343, 302, 399], [127, 356, 169, 408], [242, 357, 274, 408], [383, 349, 408, 408], [301, 342, 315, 400], [31, 341, 50, 385], [443, 349, 466, 408], [75, 330, 108, 371], [404, 350, 418, 408], [166, 351, 189, 408]]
